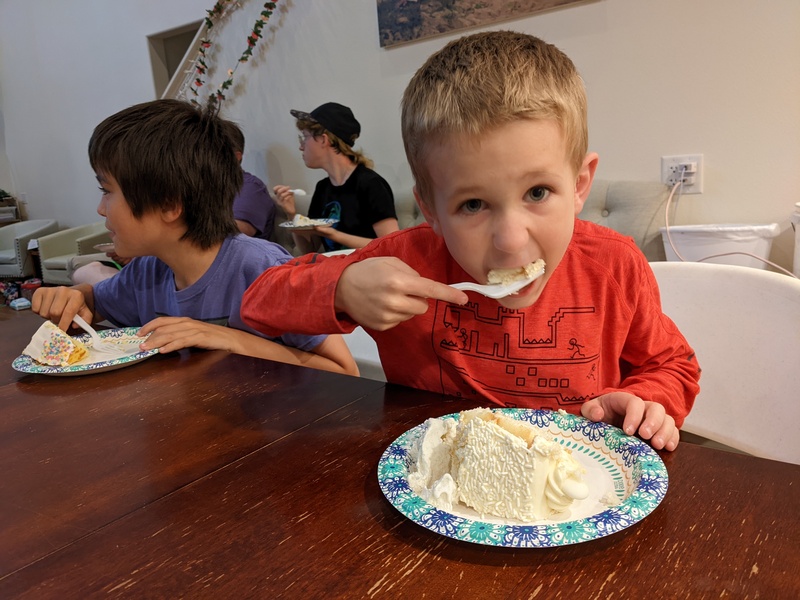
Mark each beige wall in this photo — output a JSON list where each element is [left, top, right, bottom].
[[1, 0, 798, 270]]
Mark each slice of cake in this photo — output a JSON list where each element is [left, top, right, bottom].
[[409, 408, 588, 522], [292, 214, 315, 227], [487, 259, 545, 286], [292, 214, 331, 227], [23, 320, 89, 366]]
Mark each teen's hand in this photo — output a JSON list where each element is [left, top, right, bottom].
[[137, 316, 240, 354], [313, 224, 336, 240], [334, 257, 468, 331], [581, 391, 679, 451], [272, 185, 298, 219], [31, 286, 94, 332]]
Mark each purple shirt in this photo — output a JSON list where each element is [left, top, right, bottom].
[[234, 171, 276, 239]]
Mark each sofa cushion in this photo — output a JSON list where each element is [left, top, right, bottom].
[[41, 254, 73, 270], [395, 191, 424, 230], [580, 180, 669, 262]]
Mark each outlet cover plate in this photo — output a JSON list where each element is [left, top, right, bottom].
[[661, 154, 703, 194]]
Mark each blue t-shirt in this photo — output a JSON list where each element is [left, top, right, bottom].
[[93, 235, 325, 352]]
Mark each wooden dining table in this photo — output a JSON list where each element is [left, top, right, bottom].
[[1, 307, 798, 599]]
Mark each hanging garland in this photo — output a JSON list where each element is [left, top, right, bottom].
[[187, 0, 279, 108]]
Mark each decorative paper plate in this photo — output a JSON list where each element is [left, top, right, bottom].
[[279, 217, 338, 231], [93, 242, 115, 253], [12, 327, 158, 376], [377, 408, 668, 548]]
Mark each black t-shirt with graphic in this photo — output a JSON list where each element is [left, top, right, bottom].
[[309, 163, 396, 251]]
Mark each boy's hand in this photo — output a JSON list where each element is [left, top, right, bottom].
[[106, 251, 131, 267], [137, 317, 240, 354], [31, 286, 93, 332], [335, 257, 468, 331], [581, 392, 679, 451]]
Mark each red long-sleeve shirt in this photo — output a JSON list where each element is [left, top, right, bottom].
[[242, 220, 699, 426]]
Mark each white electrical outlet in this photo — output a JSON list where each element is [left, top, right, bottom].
[[661, 154, 703, 194]]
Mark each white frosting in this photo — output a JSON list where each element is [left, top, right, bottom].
[[408, 408, 588, 522], [600, 491, 621, 507], [407, 416, 456, 503]]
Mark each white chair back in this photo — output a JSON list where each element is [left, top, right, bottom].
[[650, 261, 800, 464], [343, 326, 385, 382]]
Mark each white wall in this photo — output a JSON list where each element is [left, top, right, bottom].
[[1, 0, 798, 270], [0, 0, 209, 216]]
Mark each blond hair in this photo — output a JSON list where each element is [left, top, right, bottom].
[[401, 31, 588, 203], [295, 118, 374, 169]]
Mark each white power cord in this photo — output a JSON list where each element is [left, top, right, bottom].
[[662, 167, 799, 279]]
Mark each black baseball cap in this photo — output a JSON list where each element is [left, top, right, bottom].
[[290, 102, 361, 146]]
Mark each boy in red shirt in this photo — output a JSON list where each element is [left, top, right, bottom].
[[242, 31, 699, 450]]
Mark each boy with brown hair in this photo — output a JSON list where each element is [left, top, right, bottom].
[[242, 31, 699, 449], [32, 99, 357, 376]]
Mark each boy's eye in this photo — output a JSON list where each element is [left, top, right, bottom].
[[527, 186, 550, 202], [460, 198, 484, 213], [98, 186, 110, 195]]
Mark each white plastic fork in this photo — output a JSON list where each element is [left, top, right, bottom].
[[450, 264, 545, 299], [72, 314, 118, 354]]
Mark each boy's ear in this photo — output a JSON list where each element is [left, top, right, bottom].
[[413, 186, 441, 235], [573, 152, 599, 215], [161, 201, 184, 224]]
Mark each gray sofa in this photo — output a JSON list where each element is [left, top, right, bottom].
[[579, 179, 669, 261], [37, 222, 112, 285], [0, 219, 60, 279]]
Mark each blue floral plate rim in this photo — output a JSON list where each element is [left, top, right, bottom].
[[377, 408, 668, 548], [12, 326, 158, 376]]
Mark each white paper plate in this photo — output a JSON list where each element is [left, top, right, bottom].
[[378, 408, 668, 547], [279, 217, 338, 231], [12, 327, 158, 376]]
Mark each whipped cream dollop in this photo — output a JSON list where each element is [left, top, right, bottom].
[[407, 417, 458, 509], [408, 408, 588, 522]]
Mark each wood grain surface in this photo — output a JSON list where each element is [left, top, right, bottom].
[[1, 309, 798, 598]]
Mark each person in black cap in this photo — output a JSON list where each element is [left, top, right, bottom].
[[273, 102, 398, 254]]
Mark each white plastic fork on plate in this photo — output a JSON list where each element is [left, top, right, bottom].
[[450, 264, 545, 299], [72, 314, 119, 354]]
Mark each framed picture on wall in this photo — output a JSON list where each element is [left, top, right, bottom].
[[377, 0, 590, 48]]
